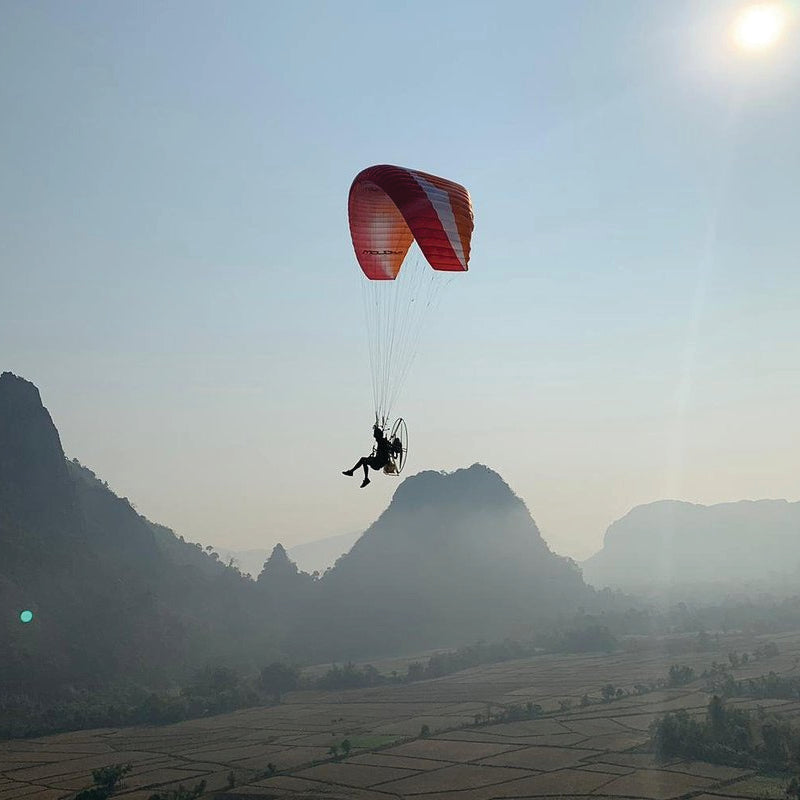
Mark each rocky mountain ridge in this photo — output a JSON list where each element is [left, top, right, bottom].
[[583, 498, 800, 592]]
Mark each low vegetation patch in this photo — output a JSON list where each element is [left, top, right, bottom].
[[651, 696, 800, 772], [73, 764, 132, 800], [346, 734, 402, 749], [0, 625, 634, 739], [719, 671, 800, 701]]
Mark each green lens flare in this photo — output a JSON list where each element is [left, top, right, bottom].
[[20, 610, 33, 623]]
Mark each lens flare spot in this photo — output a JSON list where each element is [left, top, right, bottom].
[[20, 610, 34, 624]]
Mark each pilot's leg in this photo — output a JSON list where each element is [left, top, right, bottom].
[[343, 456, 367, 477]]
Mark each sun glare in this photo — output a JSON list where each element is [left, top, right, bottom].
[[732, 3, 788, 52]]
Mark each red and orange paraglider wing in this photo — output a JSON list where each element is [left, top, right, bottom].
[[348, 165, 473, 281]]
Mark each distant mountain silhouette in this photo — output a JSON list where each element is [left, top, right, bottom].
[[0, 372, 75, 538], [216, 531, 360, 578], [288, 531, 361, 573], [1, 371, 590, 693], [0, 372, 276, 696], [582, 499, 800, 592], [257, 543, 315, 593], [294, 465, 589, 660], [214, 546, 272, 578]]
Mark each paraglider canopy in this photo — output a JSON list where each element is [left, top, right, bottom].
[[349, 165, 473, 280], [347, 164, 474, 429]]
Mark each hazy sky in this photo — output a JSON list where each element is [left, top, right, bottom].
[[2, 1, 799, 560]]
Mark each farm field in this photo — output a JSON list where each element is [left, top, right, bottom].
[[3, 631, 800, 800]]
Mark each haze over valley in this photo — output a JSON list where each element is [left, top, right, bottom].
[[3, 1, 800, 798]]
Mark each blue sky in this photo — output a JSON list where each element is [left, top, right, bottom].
[[2, 0, 799, 559]]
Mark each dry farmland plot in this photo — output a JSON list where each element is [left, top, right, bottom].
[[3, 631, 800, 799]]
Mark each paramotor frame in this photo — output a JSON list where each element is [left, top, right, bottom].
[[382, 417, 408, 475]]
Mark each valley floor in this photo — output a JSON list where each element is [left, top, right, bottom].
[[3, 631, 800, 800]]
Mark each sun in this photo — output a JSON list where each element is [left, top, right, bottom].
[[732, 3, 789, 52]]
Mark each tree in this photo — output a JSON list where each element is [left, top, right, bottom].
[[91, 765, 132, 793], [183, 666, 239, 697], [668, 664, 695, 687], [147, 781, 206, 800], [707, 695, 726, 736], [259, 662, 300, 701], [526, 702, 543, 717], [601, 684, 616, 702], [341, 739, 352, 757], [73, 764, 132, 800], [762, 723, 787, 766]]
